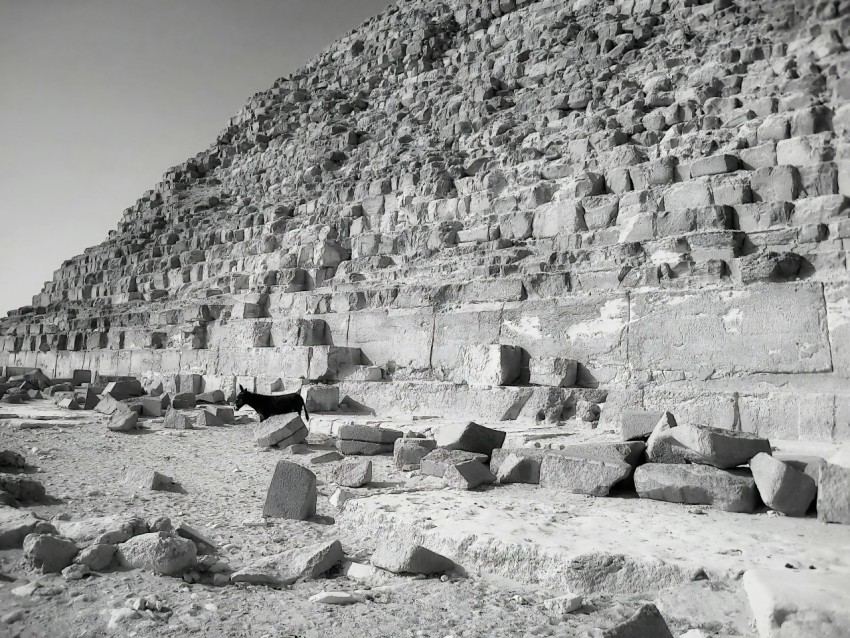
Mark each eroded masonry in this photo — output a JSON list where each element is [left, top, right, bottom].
[[2, 0, 849, 443]]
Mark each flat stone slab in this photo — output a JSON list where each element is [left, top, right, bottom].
[[539, 455, 631, 496], [420, 449, 489, 478], [490, 442, 646, 479], [674, 425, 771, 469], [337, 424, 403, 444], [338, 486, 850, 596], [635, 464, 759, 513], [743, 568, 850, 638]]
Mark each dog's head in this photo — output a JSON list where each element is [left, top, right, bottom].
[[233, 385, 248, 410]]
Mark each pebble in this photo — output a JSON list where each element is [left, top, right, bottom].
[[309, 591, 365, 605]]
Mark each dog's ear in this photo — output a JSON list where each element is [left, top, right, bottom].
[[239, 385, 244, 391]]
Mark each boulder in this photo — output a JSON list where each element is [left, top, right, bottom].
[[204, 405, 234, 423], [141, 395, 169, 417], [434, 421, 506, 456], [601, 603, 674, 638], [195, 410, 223, 427], [231, 539, 343, 587], [255, 413, 307, 447], [529, 357, 577, 387], [332, 459, 372, 487], [263, 460, 317, 519], [420, 449, 489, 478], [371, 542, 455, 575], [750, 453, 816, 517], [0, 449, 26, 469], [539, 455, 631, 496], [107, 411, 138, 432], [393, 438, 437, 470], [634, 464, 759, 513], [443, 460, 496, 490], [75, 543, 116, 570], [117, 531, 197, 575], [23, 533, 79, 573], [674, 425, 771, 469], [743, 568, 850, 638], [103, 379, 143, 400], [163, 408, 193, 430]]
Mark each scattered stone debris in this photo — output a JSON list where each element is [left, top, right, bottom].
[[116, 531, 197, 575]]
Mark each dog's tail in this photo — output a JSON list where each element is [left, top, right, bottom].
[[301, 396, 310, 422]]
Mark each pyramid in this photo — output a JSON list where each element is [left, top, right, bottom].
[[1, 0, 848, 440]]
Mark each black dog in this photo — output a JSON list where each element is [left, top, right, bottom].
[[233, 385, 310, 422]]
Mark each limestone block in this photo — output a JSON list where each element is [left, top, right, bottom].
[[434, 421, 506, 456], [332, 459, 372, 488], [346, 308, 432, 372], [301, 385, 339, 412], [393, 438, 437, 470], [749, 166, 798, 202], [818, 460, 850, 524], [263, 460, 317, 520], [539, 455, 631, 496], [255, 413, 307, 447], [620, 410, 663, 440], [420, 449, 488, 478], [529, 357, 577, 387], [673, 425, 771, 469], [453, 345, 521, 386], [750, 453, 816, 516], [431, 308, 502, 380], [690, 154, 738, 178], [601, 603, 673, 638], [231, 539, 342, 587], [307, 346, 360, 381], [634, 464, 758, 513], [444, 460, 496, 490], [629, 284, 831, 374], [371, 543, 455, 576], [532, 199, 585, 238]]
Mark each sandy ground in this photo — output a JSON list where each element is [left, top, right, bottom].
[[0, 401, 779, 637]]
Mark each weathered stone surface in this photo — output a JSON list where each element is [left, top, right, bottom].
[[496, 453, 540, 484], [420, 449, 488, 478], [539, 455, 631, 496], [107, 410, 139, 432], [163, 408, 193, 430], [124, 468, 174, 491], [117, 531, 197, 575], [393, 438, 437, 470], [171, 392, 196, 409], [443, 460, 496, 490], [490, 442, 646, 479], [332, 459, 372, 487], [371, 542, 455, 575], [337, 424, 402, 444], [55, 515, 148, 545], [600, 603, 674, 638], [750, 453, 816, 517], [818, 460, 850, 525], [434, 421, 506, 457], [634, 464, 759, 513], [0, 473, 46, 504], [743, 568, 850, 638], [529, 357, 577, 388], [103, 379, 143, 400], [23, 533, 78, 573], [453, 344, 522, 386], [674, 425, 771, 469], [0, 510, 48, 549], [254, 413, 307, 447], [263, 460, 317, 520], [231, 539, 343, 587], [620, 410, 663, 441], [335, 440, 394, 455], [75, 543, 116, 571]]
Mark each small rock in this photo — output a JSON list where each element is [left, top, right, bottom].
[[309, 591, 364, 605], [332, 459, 372, 487], [108, 608, 140, 630], [124, 468, 174, 491], [330, 487, 356, 510], [231, 539, 343, 587], [62, 563, 91, 580], [163, 409, 193, 430], [106, 410, 139, 432], [311, 451, 344, 464], [0, 449, 26, 469], [443, 460, 496, 490], [76, 543, 116, 570], [1, 609, 24, 624], [393, 438, 437, 470], [542, 593, 583, 617]]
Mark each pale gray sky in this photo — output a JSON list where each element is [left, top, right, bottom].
[[0, 0, 389, 315]]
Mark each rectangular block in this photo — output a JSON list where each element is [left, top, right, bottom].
[[629, 284, 832, 374], [346, 308, 433, 372], [431, 307, 502, 381]]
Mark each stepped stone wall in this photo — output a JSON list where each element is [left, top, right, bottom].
[[2, 0, 850, 441]]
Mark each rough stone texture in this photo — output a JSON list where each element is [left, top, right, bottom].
[[163, 409, 193, 430], [337, 424, 403, 444], [393, 438, 437, 470], [55, 515, 148, 545], [107, 410, 138, 432], [124, 468, 174, 491], [75, 543, 116, 571], [117, 531, 197, 575], [620, 410, 663, 441], [634, 465, 759, 513], [0, 510, 48, 549], [818, 461, 850, 525], [23, 533, 79, 573], [371, 542, 455, 576], [231, 540, 343, 587], [743, 568, 850, 638], [496, 453, 539, 484], [443, 459, 496, 490], [263, 460, 317, 520], [750, 453, 816, 517], [332, 458, 372, 488], [539, 455, 632, 496], [420, 449, 488, 478], [673, 425, 771, 469], [0, 473, 46, 504], [454, 345, 521, 386], [0, 449, 26, 469], [600, 603, 674, 638], [254, 413, 307, 447], [490, 442, 645, 481], [434, 421, 506, 456]]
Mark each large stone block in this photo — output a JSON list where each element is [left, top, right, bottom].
[[346, 308, 433, 372], [255, 413, 308, 448], [453, 345, 521, 386], [431, 308, 502, 380], [629, 284, 831, 374], [673, 425, 771, 469], [539, 455, 631, 496], [817, 459, 850, 524], [750, 453, 816, 517], [434, 421, 506, 456], [634, 464, 758, 513]]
